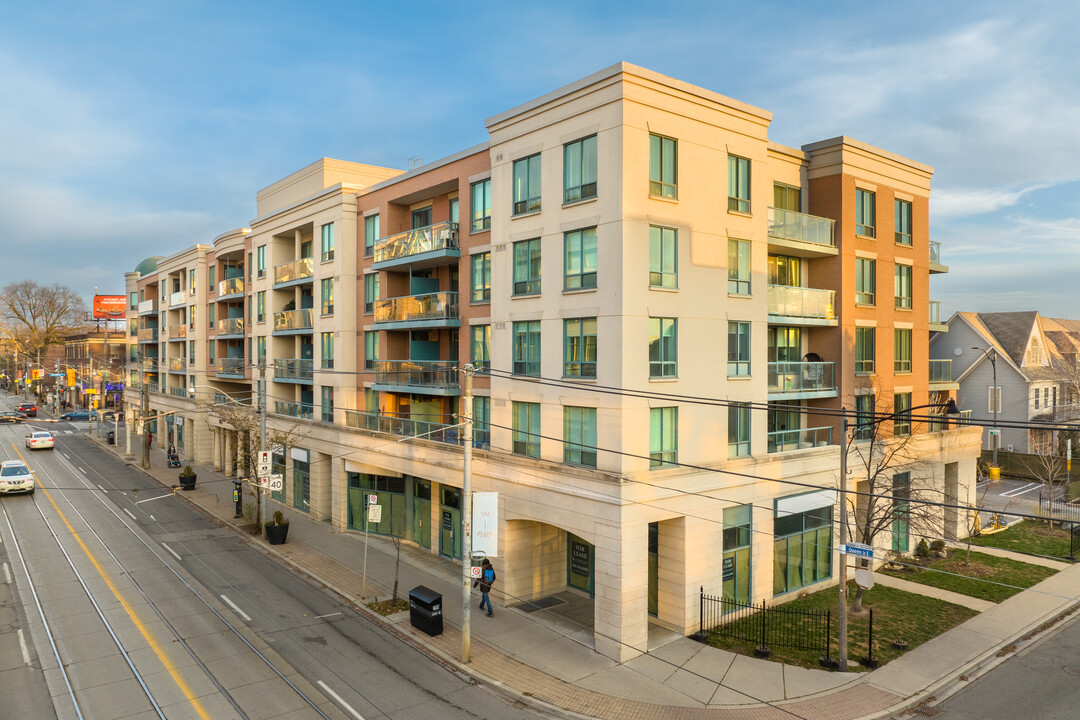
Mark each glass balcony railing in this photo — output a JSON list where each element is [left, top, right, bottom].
[[767, 362, 836, 394], [273, 257, 314, 285], [138, 328, 158, 342], [274, 401, 314, 420], [767, 285, 836, 320], [344, 411, 468, 445], [374, 292, 459, 326], [929, 300, 943, 326], [929, 359, 953, 384], [170, 290, 187, 307], [374, 360, 459, 390], [167, 386, 189, 399], [216, 357, 246, 377], [926, 408, 973, 432], [217, 317, 245, 336], [168, 357, 187, 373], [167, 324, 187, 340], [218, 277, 244, 296], [767, 207, 836, 249], [373, 221, 459, 265], [768, 425, 833, 453], [273, 308, 314, 333], [138, 298, 157, 315], [930, 241, 943, 266], [273, 358, 313, 382]]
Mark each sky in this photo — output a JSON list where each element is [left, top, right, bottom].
[[2, 0, 1078, 318]]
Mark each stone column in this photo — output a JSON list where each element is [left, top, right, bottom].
[[593, 521, 649, 662]]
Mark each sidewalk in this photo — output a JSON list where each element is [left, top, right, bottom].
[[85, 432, 1080, 720]]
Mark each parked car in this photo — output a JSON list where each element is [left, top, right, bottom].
[[0, 460, 34, 494], [25, 431, 55, 450], [16, 402, 37, 417], [93, 410, 122, 423], [60, 409, 92, 421], [0, 411, 27, 424]]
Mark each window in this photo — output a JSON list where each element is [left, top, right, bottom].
[[449, 198, 458, 224], [722, 505, 752, 606], [895, 264, 912, 309], [257, 291, 265, 322], [473, 396, 491, 447], [208, 303, 215, 327], [767, 254, 801, 286], [564, 135, 597, 203], [321, 386, 334, 423], [321, 222, 335, 262], [728, 321, 751, 377], [773, 502, 832, 595], [728, 403, 750, 458], [894, 392, 912, 436], [512, 239, 541, 295], [648, 133, 677, 199], [321, 332, 334, 369], [768, 326, 801, 362], [774, 183, 801, 211], [855, 327, 875, 374], [563, 318, 597, 378], [512, 154, 541, 214], [364, 331, 378, 371], [856, 258, 876, 305], [248, 252, 253, 283], [895, 199, 912, 245], [512, 321, 541, 376], [364, 214, 380, 257], [257, 246, 266, 277], [257, 336, 266, 361], [649, 226, 677, 288], [728, 155, 751, 213], [854, 394, 875, 441], [364, 274, 379, 313], [208, 266, 216, 290], [649, 317, 677, 378], [470, 252, 491, 302], [564, 406, 597, 467], [208, 342, 215, 364], [728, 239, 750, 295], [411, 206, 432, 229], [189, 340, 195, 363], [189, 306, 196, 329], [856, 188, 876, 237], [189, 268, 196, 295], [892, 472, 911, 552], [471, 324, 490, 372], [988, 385, 1002, 413], [512, 401, 540, 458], [564, 227, 597, 290], [321, 278, 334, 315], [894, 328, 912, 373], [649, 407, 677, 467], [470, 180, 491, 231]]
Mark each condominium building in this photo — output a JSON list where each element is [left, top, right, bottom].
[[124, 63, 981, 661]]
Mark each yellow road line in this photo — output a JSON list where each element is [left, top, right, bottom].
[[13, 445, 212, 720]]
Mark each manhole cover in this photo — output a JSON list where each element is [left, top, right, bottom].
[[1064, 665, 1080, 677], [912, 706, 943, 718]]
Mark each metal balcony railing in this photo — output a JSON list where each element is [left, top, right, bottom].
[[167, 386, 189, 399], [273, 308, 314, 332], [273, 358, 314, 382], [767, 285, 836, 320], [218, 277, 244, 296], [343, 411, 466, 444], [929, 359, 953, 384], [374, 291, 459, 325], [138, 299, 157, 315], [767, 207, 836, 249], [373, 221, 459, 264], [167, 324, 187, 340], [373, 360, 458, 390], [273, 257, 314, 285], [274, 401, 314, 420], [214, 392, 249, 406], [138, 328, 158, 342], [217, 317, 245, 336], [216, 357, 246, 377], [767, 425, 833, 453], [767, 362, 836, 394]]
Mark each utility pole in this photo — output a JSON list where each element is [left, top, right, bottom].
[[461, 364, 474, 664], [259, 360, 268, 537], [837, 410, 849, 672], [141, 348, 151, 470], [972, 347, 999, 469]]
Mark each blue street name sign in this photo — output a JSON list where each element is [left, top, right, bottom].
[[841, 542, 874, 559]]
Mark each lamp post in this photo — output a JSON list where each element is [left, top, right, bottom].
[[971, 347, 999, 469], [837, 397, 960, 671]]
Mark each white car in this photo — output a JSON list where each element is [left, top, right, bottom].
[[26, 431, 55, 450], [0, 460, 34, 494]]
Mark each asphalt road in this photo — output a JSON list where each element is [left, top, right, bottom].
[[0, 420, 553, 720]]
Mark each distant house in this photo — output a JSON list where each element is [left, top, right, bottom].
[[931, 311, 1080, 454]]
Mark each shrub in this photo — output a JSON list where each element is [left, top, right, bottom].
[[915, 539, 931, 558], [180, 465, 195, 478], [272, 510, 288, 526], [930, 539, 947, 553]]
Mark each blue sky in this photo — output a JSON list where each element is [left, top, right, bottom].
[[3, 1, 1078, 317]]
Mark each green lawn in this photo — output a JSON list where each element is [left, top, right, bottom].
[[880, 549, 1058, 602], [703, 583, 978, 671], [969, 520, 1077, 561]]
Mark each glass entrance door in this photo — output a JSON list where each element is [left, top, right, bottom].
[[413, 480, 431, 549], [440, 487, 461, 559], [648, 523, 658, 617]]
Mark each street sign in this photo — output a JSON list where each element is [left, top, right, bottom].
[[471, 566, 483, 578], [855, 568, 875, 590], [256, 461, 271, 476], [368, 494, 378, 505], [268, 474, 283, 491], [49, 373, 63, 377], [258, 476, 269, 488], [367, 505, 382, 523], [258, 451, 270, 465], [988, 428, 1001, 436], [841, 542, 874, 559]]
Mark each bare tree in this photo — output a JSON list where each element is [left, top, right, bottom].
[[1022, 430, 1069, 526], [0, 281, 87, 359]]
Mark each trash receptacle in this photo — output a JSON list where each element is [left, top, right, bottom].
[[408, 585, 443, 637], [107, 431, 115, 445]]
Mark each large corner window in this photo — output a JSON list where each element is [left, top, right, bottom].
[[648, 133, 677, 199], [564, 135, 597, 203], [512, 154, 541, 215]]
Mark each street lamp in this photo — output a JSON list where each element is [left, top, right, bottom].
[[837, 397, 960, 671], [971, 347, 999, 470]]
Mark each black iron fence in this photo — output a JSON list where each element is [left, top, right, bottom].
[[698, 588, 831, 655], [1040, 491, 1080, 521]]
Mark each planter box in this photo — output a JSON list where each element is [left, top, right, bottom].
[[179, 474, 197, 491], [265, 522, 289, 545]]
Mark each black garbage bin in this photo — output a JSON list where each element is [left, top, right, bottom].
[[107, 431, 115, 445], [408, 585, 443, 637]]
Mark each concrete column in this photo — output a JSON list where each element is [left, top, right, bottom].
[[593, 521, 649, 662], [659, 515, 720, 636], [330, 456, 347, 532], [309, 451, 332, 522], [223, 430, 235, 477]]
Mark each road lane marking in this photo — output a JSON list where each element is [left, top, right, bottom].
[[77, 467, 86, 474], [220, 595, 251, 622], [17, 629, 31, 667], [123, 508, 138, 521], [98, 485, 108, 493], [161, 543, 182, 562], [315, 612, 342, 619], [3, 562, 11, 584], [317, 680, 366, 720], [135, 494, 174, 504], [1001, 482, 1041, 498], [62, 452, 70, 458]]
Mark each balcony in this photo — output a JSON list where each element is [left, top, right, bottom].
[[372, 221, 460, 271], [167, 324, 188, 341], [767, 362, 837, 400], [137, 299, 157, 316], [137, 328, 158, 343], [217, 317, 245, 338], [215, 392, 250, 406], [929, 358, 959, 390], [768, 425, 833, 453], [167, 386, 189, 399], [929, 300, 948, 333], [273, 358, 313, 384], [218, 277, 244, 299], [148, 383, 160, 394], [272, 257, 314, 288], [374, 291, 460, 330], [140, 359, 158, 372], [272, 308, 314, 335], [344, 411, 476, 446], [169, 290, 187, 307], [167, 357, 187, 374], [927, 409, 973, 433], [767, 207, 837, 257], [372, 360, 460, 396], [216, 357, 246, 378], [767, 285, 837, 326], [929, 241, 948, 274], [274, 401, 314, 420]]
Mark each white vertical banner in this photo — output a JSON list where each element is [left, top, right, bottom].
[[472, 492, 498, 558]]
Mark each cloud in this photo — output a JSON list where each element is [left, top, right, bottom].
[[933, 185, 1048, 219]]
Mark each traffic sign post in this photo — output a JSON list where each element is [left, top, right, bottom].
[[268, 474, 283, 492]]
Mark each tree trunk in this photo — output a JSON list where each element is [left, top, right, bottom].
[[392, 541, 401, 603], [851, 558, 868, 612]]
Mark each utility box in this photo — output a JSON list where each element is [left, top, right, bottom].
[[107, 431, 115, 445], [408, 585, 443, 637]]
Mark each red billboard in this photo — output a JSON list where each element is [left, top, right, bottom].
[[93, 295, 127, 319]]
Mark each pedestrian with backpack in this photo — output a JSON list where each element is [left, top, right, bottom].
[[474, 558, 496, 617]]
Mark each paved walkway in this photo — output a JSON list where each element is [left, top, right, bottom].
[[59, 417, 1080, 720]]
